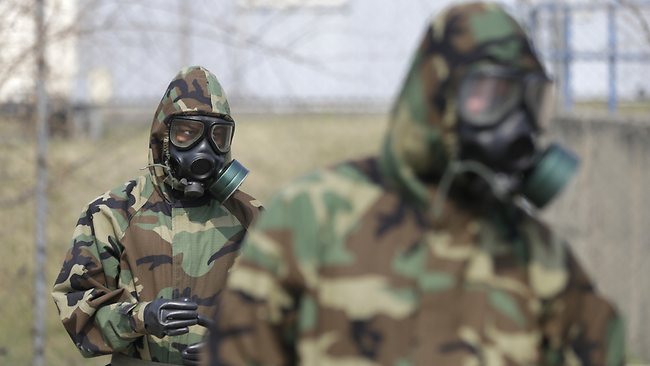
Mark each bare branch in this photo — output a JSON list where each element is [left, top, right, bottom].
[[619, 0, 650, 46]]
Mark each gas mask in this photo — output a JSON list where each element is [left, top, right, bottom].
[[453, 65, 579, 208], [166, 114, 248, 202]]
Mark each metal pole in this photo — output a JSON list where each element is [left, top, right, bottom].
[[607, 2, 618, 114], [528, 6, 539, 46], [562, 4, 573, 111], [33, 0, 48, 364]]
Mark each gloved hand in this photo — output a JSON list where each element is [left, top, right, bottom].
[[143, 298, 199, 338], [181, 342, 205, 366]]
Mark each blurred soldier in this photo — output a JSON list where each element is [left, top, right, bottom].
[[209, 3, 624, 366], [52, 66, 262, 366]]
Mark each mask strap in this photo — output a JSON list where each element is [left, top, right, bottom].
[[141, 163, 168, 171], [141, 162, 186, 191]]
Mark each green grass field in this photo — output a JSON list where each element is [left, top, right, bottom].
[[0, 113, 388, 365]]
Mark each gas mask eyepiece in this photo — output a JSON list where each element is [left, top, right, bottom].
[[170, 116, 234, 153], [167, 115, 237, 199]]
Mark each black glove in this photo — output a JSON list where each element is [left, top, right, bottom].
[[143, 298, 198, 338], [181, 342, 205, 366]]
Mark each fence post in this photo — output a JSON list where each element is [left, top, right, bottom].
[[562, 4, 573, 111], [33, 0, 49, 365], [528, 6, 539, 45]]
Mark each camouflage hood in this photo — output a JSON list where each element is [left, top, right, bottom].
[[148, 66, 233, 199], [379, 2, 545, 205]]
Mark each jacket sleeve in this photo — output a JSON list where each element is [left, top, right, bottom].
[[209, 191, 311, 366], [542, 250, 625, 366], [51, 197, 149, 357]]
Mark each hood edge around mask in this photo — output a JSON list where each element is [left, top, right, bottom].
[[379, 2, 547, 208], [146, 65, 234, 200]]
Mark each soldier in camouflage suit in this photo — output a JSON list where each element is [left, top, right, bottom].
[[209, 3, 624, 366], [52, 66, 262, 365]]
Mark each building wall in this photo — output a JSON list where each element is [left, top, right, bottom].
[[546, 114, 650, 360]]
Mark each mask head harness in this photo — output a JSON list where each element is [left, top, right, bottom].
[[439, 64, 579, 211], [163, 114, 248, 202]]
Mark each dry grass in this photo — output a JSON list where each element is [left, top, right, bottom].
[[235, 113, 388, 200], [1, 111, 648, 364], [0, 113, 387, 365]]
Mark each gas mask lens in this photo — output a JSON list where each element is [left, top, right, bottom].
[[170, 118, 205, 148], [211, 124, 233, 153], [459, 71, 520, 127]]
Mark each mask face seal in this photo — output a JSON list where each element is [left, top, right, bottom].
[[166, 115, 236, 199]]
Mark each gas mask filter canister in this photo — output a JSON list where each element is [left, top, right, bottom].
[[521, 143, 579, 208]]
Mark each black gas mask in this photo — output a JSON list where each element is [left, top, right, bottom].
[[453, 65, 579, 208], [166, 114, 248, 201]]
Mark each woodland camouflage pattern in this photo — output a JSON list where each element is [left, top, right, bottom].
[[210, 3, 624, 366], [52, 66, 262, 364]]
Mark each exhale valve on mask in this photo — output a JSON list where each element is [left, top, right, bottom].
[[167, 115, 248, 202], [454, 65, 579, 209]]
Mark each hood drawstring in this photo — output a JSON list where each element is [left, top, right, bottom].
[[141, 162, 185, 192]]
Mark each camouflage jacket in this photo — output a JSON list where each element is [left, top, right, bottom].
[[210, 4, 624, 366], [52, 66, 262, 364]]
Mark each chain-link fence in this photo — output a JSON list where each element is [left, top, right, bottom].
[[525, 0, 650, 113]]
